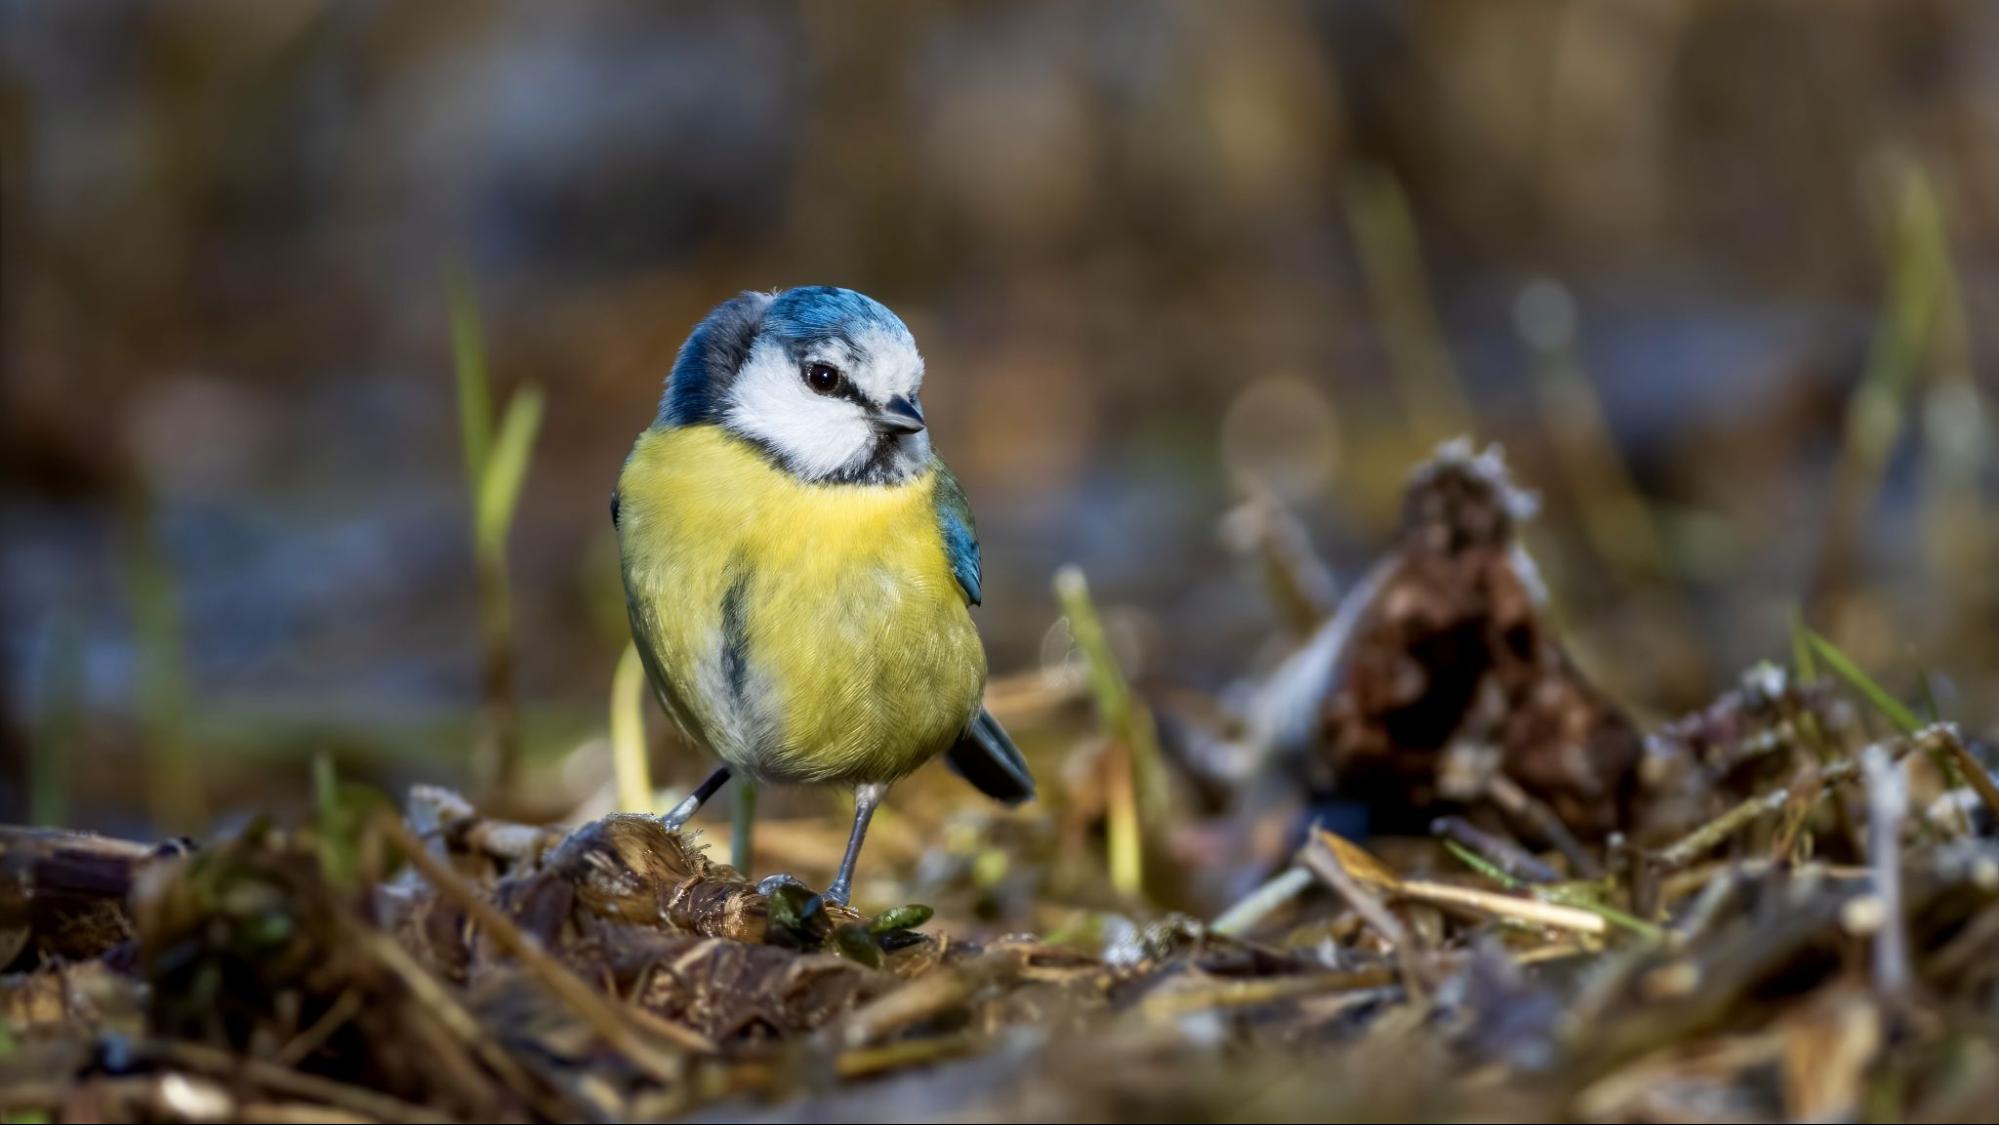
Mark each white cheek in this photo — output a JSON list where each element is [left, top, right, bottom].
[[724, 347, 874, 479]]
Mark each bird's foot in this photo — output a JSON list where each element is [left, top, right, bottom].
[[823, 875, 854, 908], [755, 872, 812, 898]]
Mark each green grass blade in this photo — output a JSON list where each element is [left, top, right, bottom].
[[1344, 165, 1476, 445], [447, 264, 494, 497], [1789, 606, 1817, 684], [476, 385, 545, 562], [123, 492, 205, 833], [1442, 838, 1523, 890], [313, 750, 348, 880], [1805, 629, 1922, 735]]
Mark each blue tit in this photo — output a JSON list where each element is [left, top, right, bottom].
[[613, 286, 1034, 905]]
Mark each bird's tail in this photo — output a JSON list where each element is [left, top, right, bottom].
[[945, 708, 1035, 805]]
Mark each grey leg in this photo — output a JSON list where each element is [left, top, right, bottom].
[[660, 766, 731, 829], [731, 777, 758, 871], [824, 782, 888, 906]]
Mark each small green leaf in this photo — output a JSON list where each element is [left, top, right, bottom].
[[764, 883, 830, 950], [831, 922, 883, 968], [868, 903, 934, 935], [242, 910, 295, 951]]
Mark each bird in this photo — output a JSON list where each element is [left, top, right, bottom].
[[612, 286, 1034, 906]]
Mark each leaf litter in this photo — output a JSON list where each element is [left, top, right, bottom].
[[5, 440, 1999, 1123]]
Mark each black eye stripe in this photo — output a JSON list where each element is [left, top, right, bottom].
[[801, 360, 878, 407]]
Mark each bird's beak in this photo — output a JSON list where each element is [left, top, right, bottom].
[[874, 395, 926, 435]]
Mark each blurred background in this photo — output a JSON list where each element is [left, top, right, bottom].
[[2, 1, 1996, 847]]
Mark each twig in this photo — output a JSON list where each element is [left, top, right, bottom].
[[1768, 774, 1825, 862], [1670, 864, 1745, 941], [1432, 816, 1559, 884], [1485, 775, 1601, 878], [836, 950, 1017, 1048], [1298, 834, 1407, 949], [1441, 840, 1659, 939], [836, 1030, 986, 1080], [1394, 877, 1607, 936], [1138, 968, 1398, 1017], [270, 989, 363, 1069], [1654, 726, 1951, 870], [1056, 565, 1164, 898], [1612, 833, 1659, 921], [150, 1040, 455, 1125], [1211, 865, 1316, 937], [356, 927, 555, 1117], [1219, 488, 1338, 638], [1654, 790, 1790, 871], [1862, 744, 1911, 1000], [378, 813, 715, 1067], [1300, 831, 1430, 1002], [1937, 726, 1999, 823]]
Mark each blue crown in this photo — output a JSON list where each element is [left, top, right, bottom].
[[660, 286, 911, 426]]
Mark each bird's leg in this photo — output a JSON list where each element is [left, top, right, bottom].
[[824, 782, 888, 907], [731, 777, 758, 872], [660, 766, 731, 830]]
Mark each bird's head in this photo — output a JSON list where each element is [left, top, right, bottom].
[[659, 286, 931, 485]]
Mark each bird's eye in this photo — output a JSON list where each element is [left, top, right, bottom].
[[803, 362, 845, 395]]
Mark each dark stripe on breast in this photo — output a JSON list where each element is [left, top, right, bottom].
[[720, 570, 752, 707]]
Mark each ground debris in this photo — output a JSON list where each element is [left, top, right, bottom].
[[6, 444, 1999, 1121], [1304, 440, 1643, 843], [4, 743, 1994, 1123]]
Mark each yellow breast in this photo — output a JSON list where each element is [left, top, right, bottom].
[[616, 425, 987, 785]]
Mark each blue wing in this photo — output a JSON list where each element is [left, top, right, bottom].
[[933, 463, 982, 606], [931, 464, 1034, 804]]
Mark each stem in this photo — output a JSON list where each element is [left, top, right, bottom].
[[1345, 164, 1476, 446], [609, 642, 652, 813], [123, 490, 204, 833], [475, 549, 519, 793], [1055, 565, 1159, 898], [1211, 865, 1316, 937]]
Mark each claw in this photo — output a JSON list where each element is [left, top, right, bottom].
[[756, 872, 811, 897]]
